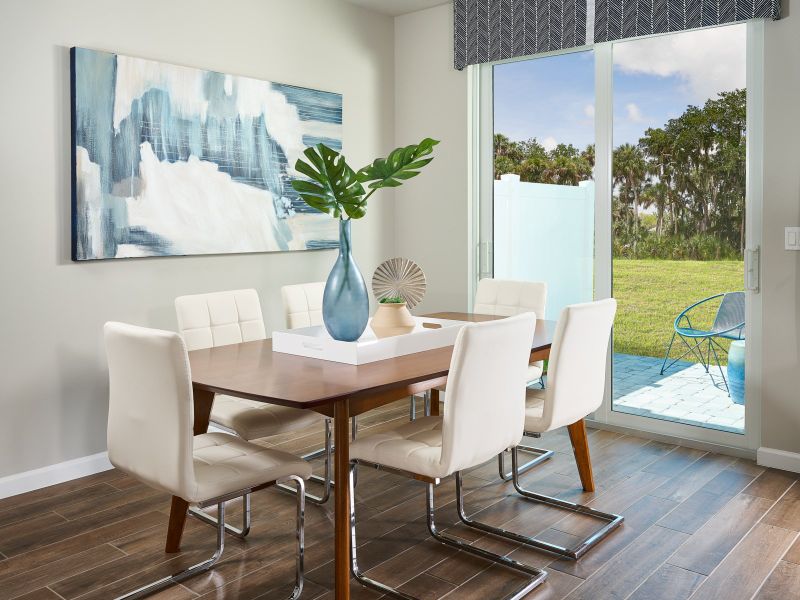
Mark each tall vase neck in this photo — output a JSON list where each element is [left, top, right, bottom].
[[338, 218, 352, 257]]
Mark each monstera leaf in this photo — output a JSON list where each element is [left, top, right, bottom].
[[357, 138, 440, 190], [291, 144, 366, 219], [290, 138, 439, 220]]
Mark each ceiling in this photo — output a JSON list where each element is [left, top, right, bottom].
[[344, 0, 450, 17]]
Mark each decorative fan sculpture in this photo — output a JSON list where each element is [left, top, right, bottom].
[[372, 257, 427, 309]]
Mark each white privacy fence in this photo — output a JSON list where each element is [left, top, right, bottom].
[[493, 174, 595, 320]]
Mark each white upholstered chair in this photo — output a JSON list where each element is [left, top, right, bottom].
[[282, 281, 325, 329], [175, 289, 332, 509], [474, 278, 548, 382], [477, 299, 623, 560], [105, 322, 309, 600], [456, 278, 553, 480], [347, 313, 547, 600]]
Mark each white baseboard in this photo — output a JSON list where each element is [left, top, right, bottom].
[[0, 425, 228, 501], [757, 447, 800, 474], [0, 452, 114, 500], [586, 419, 756, 460]]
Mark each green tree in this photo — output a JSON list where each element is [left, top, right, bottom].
[[613, 143, 648, 252]]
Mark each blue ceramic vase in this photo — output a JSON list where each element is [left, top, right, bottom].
[[727, 340, 745, 405], [322, 219, 369, 341]]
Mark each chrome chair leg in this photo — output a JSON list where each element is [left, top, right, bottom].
[[129, 478, 306, 600], [348, 462, 547, 600], [463, 447, 622, 560], [189, 493, 251, 538], [426, 478, 547, 599], [116, 502, 226, 599], [287, 475, 306, 600], [423, 390, 431, 416], [409, 395, 416, 421], [278, 419, 334, 505], [349, 464, 417, 600], [498, 440, 554, 482]]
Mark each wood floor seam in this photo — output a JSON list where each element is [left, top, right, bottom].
[[747, 531, 800, 600]]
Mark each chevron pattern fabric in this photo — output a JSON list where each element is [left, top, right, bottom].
[[594, 0, 780, 42], [454, 0, 589, 70]]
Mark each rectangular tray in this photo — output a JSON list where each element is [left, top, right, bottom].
[[272, 317, 468, 365]]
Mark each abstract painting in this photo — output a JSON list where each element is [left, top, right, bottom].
[[70, 47, 341, 260]]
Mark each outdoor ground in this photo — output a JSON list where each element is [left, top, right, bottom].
[[613, 259, 745, 362], [612, 259, 745, 433]]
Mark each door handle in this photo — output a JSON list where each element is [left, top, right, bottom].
[[745, 246, 760, 293], [478, 241, 493, 278]]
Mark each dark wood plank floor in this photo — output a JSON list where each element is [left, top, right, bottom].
[[1, 400, 799, 600]]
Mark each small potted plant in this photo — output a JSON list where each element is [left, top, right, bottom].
[[370, 296, 416, 338]]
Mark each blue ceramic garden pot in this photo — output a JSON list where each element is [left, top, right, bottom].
[[322, 219, 369, 341], [727, 340, 745, 405]]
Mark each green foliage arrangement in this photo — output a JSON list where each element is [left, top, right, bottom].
[[290, 138, 440, 220], [379, 297, 406, 304], [495, 89, 747, 259]]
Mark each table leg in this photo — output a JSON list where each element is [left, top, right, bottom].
[[165, 496, 189, 553], [429, 388, 440, 417], [166, 386, 215, 553], [567, 419, 595, 492], [334, 398, 351, 600], [192, 386, 215, 435]]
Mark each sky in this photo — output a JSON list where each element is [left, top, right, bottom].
[[493, 24, 746, 150]]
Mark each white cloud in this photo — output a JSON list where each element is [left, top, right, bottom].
[[542, 136, 558, 152], [584, 103, 595, 118], [625, 103, 644, 122], [613, 24, 746, 103]]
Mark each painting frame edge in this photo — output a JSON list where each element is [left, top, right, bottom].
[[69, 46, 343, 262]]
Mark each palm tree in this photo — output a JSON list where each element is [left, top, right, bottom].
[[613, 143, 648, 252]]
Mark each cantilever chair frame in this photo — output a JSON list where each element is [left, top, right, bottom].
[[477, 448, 622, 560], [497, 380, 553, 482], [117, 475, 306, 600], [660, 292, 746, 395], [188, 401, 333, 538], [348, 460, 547, 600]]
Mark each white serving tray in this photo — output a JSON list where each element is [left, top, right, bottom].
[[272, 317, 468, 365]]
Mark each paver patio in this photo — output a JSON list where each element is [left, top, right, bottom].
[[612, 352, 745, 434]]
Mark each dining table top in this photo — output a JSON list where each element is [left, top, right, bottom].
[[187, 311, 557, 410]]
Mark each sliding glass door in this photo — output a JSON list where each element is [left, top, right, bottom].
[[473, 24, 762, 451]]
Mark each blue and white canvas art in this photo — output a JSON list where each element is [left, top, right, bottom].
[[70, 47, 342, 260]]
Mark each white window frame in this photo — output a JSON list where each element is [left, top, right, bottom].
[[469, 22, 763, 453]]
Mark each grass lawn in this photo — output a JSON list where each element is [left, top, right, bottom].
[[613, 259, 744, 363]]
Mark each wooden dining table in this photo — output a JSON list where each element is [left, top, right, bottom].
[[169, 312, 595, 600]]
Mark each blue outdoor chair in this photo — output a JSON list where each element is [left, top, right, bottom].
[[660, 292, 745, 395]]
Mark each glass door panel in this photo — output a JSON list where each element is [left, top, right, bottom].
[[492, 51, 596, 320], [610, 25, 748, 434]]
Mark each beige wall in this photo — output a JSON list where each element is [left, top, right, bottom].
[[761, 6, 800, 453], [0, 0, 395, 478], [394, 5, 469, 314]]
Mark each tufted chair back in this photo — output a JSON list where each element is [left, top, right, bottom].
[[281, 282, 325, 329], [105, 322, 197, 499], [540, 299, 617, 431], [439, 312, 536, 476], [174, 289, 266, 351], [474, 278, 547, 319]]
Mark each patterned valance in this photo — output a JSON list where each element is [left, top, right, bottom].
[[453, 0, 779, 70], [594, 0, 781, 43], [454, 0, 589, 70]]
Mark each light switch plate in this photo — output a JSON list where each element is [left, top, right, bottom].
[[786, 227, 800, 250]]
